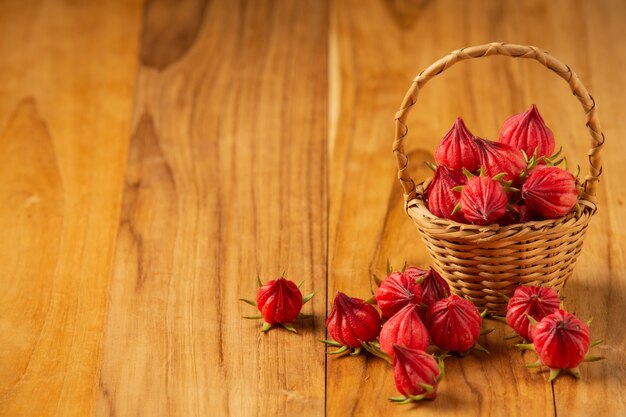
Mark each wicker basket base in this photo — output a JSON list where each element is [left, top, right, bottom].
[[408, 198, 593, 315]]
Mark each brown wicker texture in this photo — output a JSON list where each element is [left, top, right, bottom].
[[393, 42, 604, 314]]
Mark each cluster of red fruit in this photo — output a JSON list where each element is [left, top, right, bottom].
[[427, 105, 580, 225], [503, 285, 604, 381]]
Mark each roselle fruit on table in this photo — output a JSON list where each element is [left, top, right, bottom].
[[379, 303, 429, 357], [418, 268, 450, 309], [435, 117, 481, 172], [505, 286, 560, 341], [375, 271, 423, 319], [517, 309, 604, 381], [322, 292, 381, 355], [389, 345, 444, 404], [426, 165, 467, 222], [499, 104, 555, 159], [522, 166, 579, 219], [240, 276, 315, 333], [426, 295, 485, 353]]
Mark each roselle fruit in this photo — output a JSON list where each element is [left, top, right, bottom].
[[506, 286, 560, 341], [323, 292, 381, 354], [389, 345, 444, 404], [518, 309, 604, 381], [379, 304, 429, 357], [434, 117, 481, 172], [459, 175, 508, 225], [499, 104, 555, 159], [403, 265, 429, 282], [376, 271, 423, 319], [426, 295, 483, 353], [426, 165, 467, 222], [521, 166, 578, 219], [240, 276, 315, 333], [419, 268, 450, 308], [474, 137, 527, 183]]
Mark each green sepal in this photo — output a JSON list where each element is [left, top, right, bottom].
[[501, 293, 510, 302], [257, 274, 263, 287], [583, 354, 605, 362], [297, 312, 313, 319], [419, 303, 429, 311], [525, 360, 542, 368], [480, 308, 488, 318], [481, 327, 495, 336], [492, 172, 507, 181], [386, 259, 393, 275], [372, 273, 383, 286], [525, 314, 538, 326], [462, 167, 474, 180], [349, 347, 362, 356], [478, 166, 486, 177], [491, 315, 508, 324], [388, 396, 408, 402], [360, 341, 392, 364], [418, 383, 434, 394], [590, 339, 604, 348], [243, 314, 262, 319], [451, 202, 462, 216], [281, 323, 297, 333], [364, 295, 377, 304], [586, 317, 594, 327], [504, 333, 519, 340], [240, 298, 257, 307], [297, 280, 304, 289], [408, 394, 426, 402], [473, 343, 489, 354], [425, 161, 437, 172], [515, 343, 534, 351], [549, 368, 561, 382], [328, 346, 349, 355], [320, 339, 342, 347], [302, 291, 316, 305], [261, 322, 272, 333], [437, 356, 446, 380], [570, 367, 581, 379], [451, 185, 465, 192]]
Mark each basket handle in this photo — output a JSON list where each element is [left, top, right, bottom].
[[393, 42, 604, 205]]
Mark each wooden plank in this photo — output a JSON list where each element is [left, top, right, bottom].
[[327, 0, 625, 415], [0, 1, 143, 416], [96, 1, 328, 416]]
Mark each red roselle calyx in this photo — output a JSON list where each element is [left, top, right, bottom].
[[426, 165, 467, 222], [419, 268, 450, 309], [499, 104, 556, 159], [518, 310, 604, 381], [458, 175, 508, 225], [240, 276, 315, 333], [379, 304, 430, 357], [474, 137, 527, 183], [376, 271, 423, 318], [426, 295, 484, 353], [506, 286, 560, 341], [434, 117, 481, 172], [389, 345, 444, 404], [521, 166, 579, 219], [323, 292, 381, 355]]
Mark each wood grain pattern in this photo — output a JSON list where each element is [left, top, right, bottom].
[[0, 1, 143, 416], [97, 1, 328, 416]]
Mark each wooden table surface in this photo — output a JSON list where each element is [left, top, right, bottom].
[[1, 1, 625, 416]]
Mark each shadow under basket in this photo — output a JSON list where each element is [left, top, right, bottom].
[[392, 43, 604, 315]]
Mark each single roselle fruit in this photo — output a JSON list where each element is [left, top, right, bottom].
[[458, 175, 508, 225], [323, 292, 381, 354], [379, 304, 430, 357], [419, 268, 450, 308], [499, 104, 556, 159], [403, 265, 429, 282], [506, 286, 560, 341], [376, 272, 423, 318], [474, 137, 527, 183], [240, 276, 315, 333], [521, 166, 578, 219], [518, 310, 604, 381], [434, 117, 481, 172], [389, 345, 444, 404], [426, 165, 467, 222], [497, 203, 534, 225], [426, 295, 483, 353]]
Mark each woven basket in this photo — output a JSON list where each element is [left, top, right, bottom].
[[393, 43, 604, 314]]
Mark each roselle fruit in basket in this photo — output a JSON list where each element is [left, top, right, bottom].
[[379, 304, 430, 357], [322, 292, 381, 355], [521, 166, 579, 219], [506, 286, 560, 341], [517, 310, 604, 381], [426, 295, 485, 353], [499, 104, 555, 159], [389, 345, 444, 404], [434, 117, 481, 172], [426, 165, 467, 222], [376, 271, 423, 319], [457, 174, 509, 225], [240, 276, 315, 333], [474, 136, 528, 183]]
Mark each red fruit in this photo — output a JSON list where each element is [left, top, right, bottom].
[[426, 165, 467, 222], [256, 278, 303, 324], [499, 104, 555, 159], [459, 176, 508, 225], [474, 137, 527, 183], [506, 286, 560, 341], [497, 203, 534, 225], [327, 292, 381, 348], [426, 295, 482, 352], [517, 203, 534, 222], [391, 345, 442, 403], [531, 310, 590, 371], [376, 272, 423, 319], [403, 265, 429, 282], [380, 304, 429, 356], [435, 117, 481, 172], [522, 166, 578, 219], [419, 268, 450, 308]]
